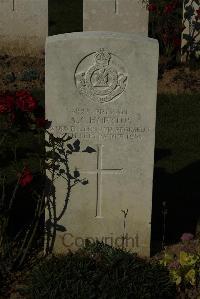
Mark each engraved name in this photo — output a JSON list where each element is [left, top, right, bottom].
[[48, 107, 150, 141]]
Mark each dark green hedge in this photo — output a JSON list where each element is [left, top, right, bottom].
[[28, 242, 176, 299]]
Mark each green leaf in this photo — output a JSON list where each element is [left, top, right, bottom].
[[67, 144, 74, 151], [194, 22, 200, 31], [82, 146, 96, 153], [45, 140, 51, 147], [56, 224, 66, 232], [59, 169, 65, 174], [73, 139, 80, 152], [82, 180, 89, 185], [182, 34, 194, 41], [74, 169, 80, 178], [45, 151, 61, 160], [184, 6, 195, 19]]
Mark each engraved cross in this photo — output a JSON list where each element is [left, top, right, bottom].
[[12, 0, 15, 11], [81, 144, 123, 218], [115, 0, 119, 14]]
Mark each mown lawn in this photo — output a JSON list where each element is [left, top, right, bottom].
[[155, 93, 200, 173], [152, 93, 200, 252]]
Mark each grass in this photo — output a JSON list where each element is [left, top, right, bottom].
[[155, 93, 200, 173], [152, 93, 200, 250]]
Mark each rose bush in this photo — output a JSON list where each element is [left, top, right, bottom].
[[16, 90, 37, 112], [145, 0, 182, 64], [182, 0, 200, 62], [0, 89, 46, 270], [0, 89, 95, 272], [145, 0, 200, 63], [0, 90, 38, 114], [18, 166, 33, 187]]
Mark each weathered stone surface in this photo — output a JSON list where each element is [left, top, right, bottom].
[[45, 32, 158, 257], [0, 0, 48, 56], [83, 0, 149, 35]]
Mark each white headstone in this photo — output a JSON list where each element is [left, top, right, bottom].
[[83, 0, 149, 35], [45, 32, 158, 257], [0, 0, 48, 56], [182, 0, 200, 61]]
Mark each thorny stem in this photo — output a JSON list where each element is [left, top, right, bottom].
[[8, 169, 24, 211], [56, 143, 71, 222], [15, 191, 43, 266], [47, 136, 57, 254], [0, 168, 25, 257], [0, 133, 7, 147], [17, 194, 44, 267]]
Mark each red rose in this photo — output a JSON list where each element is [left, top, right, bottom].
[[6, 95, 15, 111], [0, 95, 15, 113], [35, 117, 47, 128], [164, 3, 174, 14], [147, 3, 157, 12], [16, 90, 37, 112], [16, 90, 30, 98], [19, 167, 33, 187]]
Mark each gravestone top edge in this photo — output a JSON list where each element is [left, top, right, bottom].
[[46, 31, 159, 46]]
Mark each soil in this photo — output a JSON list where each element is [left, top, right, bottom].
[[0, 54, 45, 94], [0, 54, 200, 95], [158, 65, 200, 94]]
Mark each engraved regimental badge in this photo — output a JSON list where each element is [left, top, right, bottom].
[[75, 48, 128, 103]]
